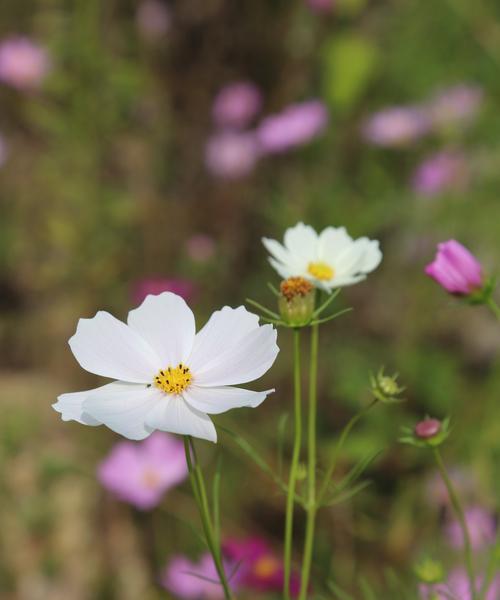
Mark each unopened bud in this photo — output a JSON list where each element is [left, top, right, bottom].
[[278, 277, 315, 326], [415, 418, 441, 439], [370, 368, 405, 404], [414, 558, 444, 584]]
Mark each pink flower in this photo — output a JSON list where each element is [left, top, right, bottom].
[[162, 553, 236, 599], [426, 467, 478, 507], [185, 234, 216, 263], [212, 81, 262, 129], [445, 506, 496, 550], [412, 151, 468, 197], [362, 106, 430, 147], [425, 240, 483, 296], [257, 100, 328, 153], [136, 0, 171, 39], [306, 0, 335, 12], [98, 432, 188, 510], [223, 537, 300, 596], [205, 131, 259, 179], [428, 84, 483, 129], [0, 37, 50, 90], [132, 278, 195, 305], [420, 568, 499, 600]]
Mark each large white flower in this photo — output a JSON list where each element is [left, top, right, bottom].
[[53, 293, 279, 443], [262, 222, 382, 291]]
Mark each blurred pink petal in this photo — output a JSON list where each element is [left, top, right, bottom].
[[362, 106, 430, 147], [186, 234, 216, 263], [137, 0, 171, 39], [132, 278, 196, 305], [212, 81, 262, 129], [425, 240, 483, 295], [445, 506, 496, 550], [428, 84, 483, 129], [412, 151, 468, 197], [0, 36, 50, 90], [205, 131, 259, 179]]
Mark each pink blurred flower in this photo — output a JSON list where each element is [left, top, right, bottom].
[[212, 81, 262, 129], [186, 234, 216, 263], [132, 278, 195, 305], [445, 506, 496, 550], [223, 537, 300, 596], [0, 36, 50, 90], [428, 84, 483, 129], [162, 553, 236, 599], [136, 0, 171, 39], [420, 568, 499, 600], [425, 240, 483, 296], [98, 432, 187, 510], [412, 151, 468, 197], [306, 0, 335, 12], [257, 100, 328, 153], [205, 131, 259, 179], [426, 467, 478, 507], [362, 106, 430, 147]]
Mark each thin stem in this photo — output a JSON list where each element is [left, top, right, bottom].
[[478, 537, 500, 600], [433, 448, 477, 600], [284, 328, 303, 600], [487, 297, 500, 321], [318, 400, 378, 504], [299, 322, 319, 600], [183, 437, 235, 600]]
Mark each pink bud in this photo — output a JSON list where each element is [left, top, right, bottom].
[[425, 240, 483, 296], [415, 418, 441, 439]]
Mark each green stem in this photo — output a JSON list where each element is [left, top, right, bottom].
[[183, 437, 235, 600], [487, 297, 500, 321], [433, 448, 477, 600], [478, 537, 500, 600], [318, 400, 377, 504], [284, 328, 303, 600], [299, 322, 319, 600]]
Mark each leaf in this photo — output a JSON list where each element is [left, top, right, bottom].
[[311, 307, 353, 326], [323, 449, 383, 502], [312, 288, 341, 318], [359, 576, 377, 600], [327, 580, 356, 600], [321, 479, 372, 507], [245, 298, 280, 320]]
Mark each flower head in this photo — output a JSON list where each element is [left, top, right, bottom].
[[257, 100, 328, 153], [205, 131, 260, 179], [162, 553, 234, 599], [132, 278, 196, 305], [262, 222, 382, 291], [278, 277, 315, 326], [427, 84, 483, 129], [53, 293, 279, 443], [425, 240, 483, 296], [420, 568, 499, 600], [445, 506, 496, 551], [212, 81, 262, 129], [98, 431, 187, 510], [412, 151, 468, 197], [0, 36, 50, 90], [362, 106, 430, 147]]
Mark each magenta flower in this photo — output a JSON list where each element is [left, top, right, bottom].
[[223, 537, 300, 596], [136, 0, 171, 39], [257, 100, 328, 153], [428, 84, 483, 129], [445, 506, 496, 550], [212, 81, 262, 129], [205, 131, 259, 179], [97, 432, 187, 510], [425, 240, 483, 296], [306, 0, 335, 12], [412, 151, 468, 197], [362, 106, 430, 147], [132, 278, 196, 305], [0, 37, 50, 91], [420, 568, 499, 600], [162, 553, 236, 599], [185, 234, 216, 263]]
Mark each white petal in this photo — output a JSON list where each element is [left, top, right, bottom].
[[83, 382, 162, 440], [69, 311, 161, 383], [52, 389, 101, 425], [317, 226, 353, 260], [357, 240, 382, 273], [127, 292, 196, 368], [262, 237, 293, 265], [183, 385, 273, 415], [335, 238, 381, 278], [193, 323, 279, 387], [283, 222, 319, 260], [145, 396, 217, 443], [268, 258, 295, 280]]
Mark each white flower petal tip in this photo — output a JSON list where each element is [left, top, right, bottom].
[[183, 386, 275, 415], [262, 222, 382, 290], [52, 390, 101, 426]]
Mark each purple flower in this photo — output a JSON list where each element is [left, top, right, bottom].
[[362, 106, 430, 147], [445, 506, 496, 550], [136, 0, 171, 39], [162, 553, 235, 599], [428, 84, 483, 129], [257, 100, 328, 153], [425, 240, 483, 296], [412, 151, 468, 197], [223, 537, 300, 596], [185, 234, 216, 263], [306, 0, 335, 13], [212, 81, 262, 129], [132, 278, 196, 305], [204, 131, 259, 179], [420, 568, 499, 600], [0, 37, 50, 90], [98, 432, 188, 510]]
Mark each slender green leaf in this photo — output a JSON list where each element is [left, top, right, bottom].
[[245, 298, 280, 320], [359, 576, 377, 600], [311, 307, 353, 326], [327, 580, 355, 600], [212, 455, 222, 551], [267, 282, 280, 297], [313, 288, 341, 317]]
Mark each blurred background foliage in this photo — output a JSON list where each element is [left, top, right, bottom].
[[1, 0, 500, 598]]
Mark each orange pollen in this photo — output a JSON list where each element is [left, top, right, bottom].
[[280, 276, 314, 301], [142, 469, 161, 489], [253, 555, 280, 579]]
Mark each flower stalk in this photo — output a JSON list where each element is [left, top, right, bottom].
[[487, 296, 500, 321]]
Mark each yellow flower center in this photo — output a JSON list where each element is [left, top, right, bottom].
[[307, 261, 334, 281], [154, 363, 192, 394], [253, 555, 280, 579]]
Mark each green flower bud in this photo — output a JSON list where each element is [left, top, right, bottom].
[[278, 277, 315, 327], [370, 368, 405, 404], [414, 558, 445, 584]]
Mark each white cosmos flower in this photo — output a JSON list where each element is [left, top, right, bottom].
[[53, 293, 279, 443], [262, 222, 382, 291]]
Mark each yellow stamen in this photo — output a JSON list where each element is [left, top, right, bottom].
[[253, 555, 280, 579], [154, 363, 192, 395], [280, 276, 314, 301], [307, 261, 334, 281]]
